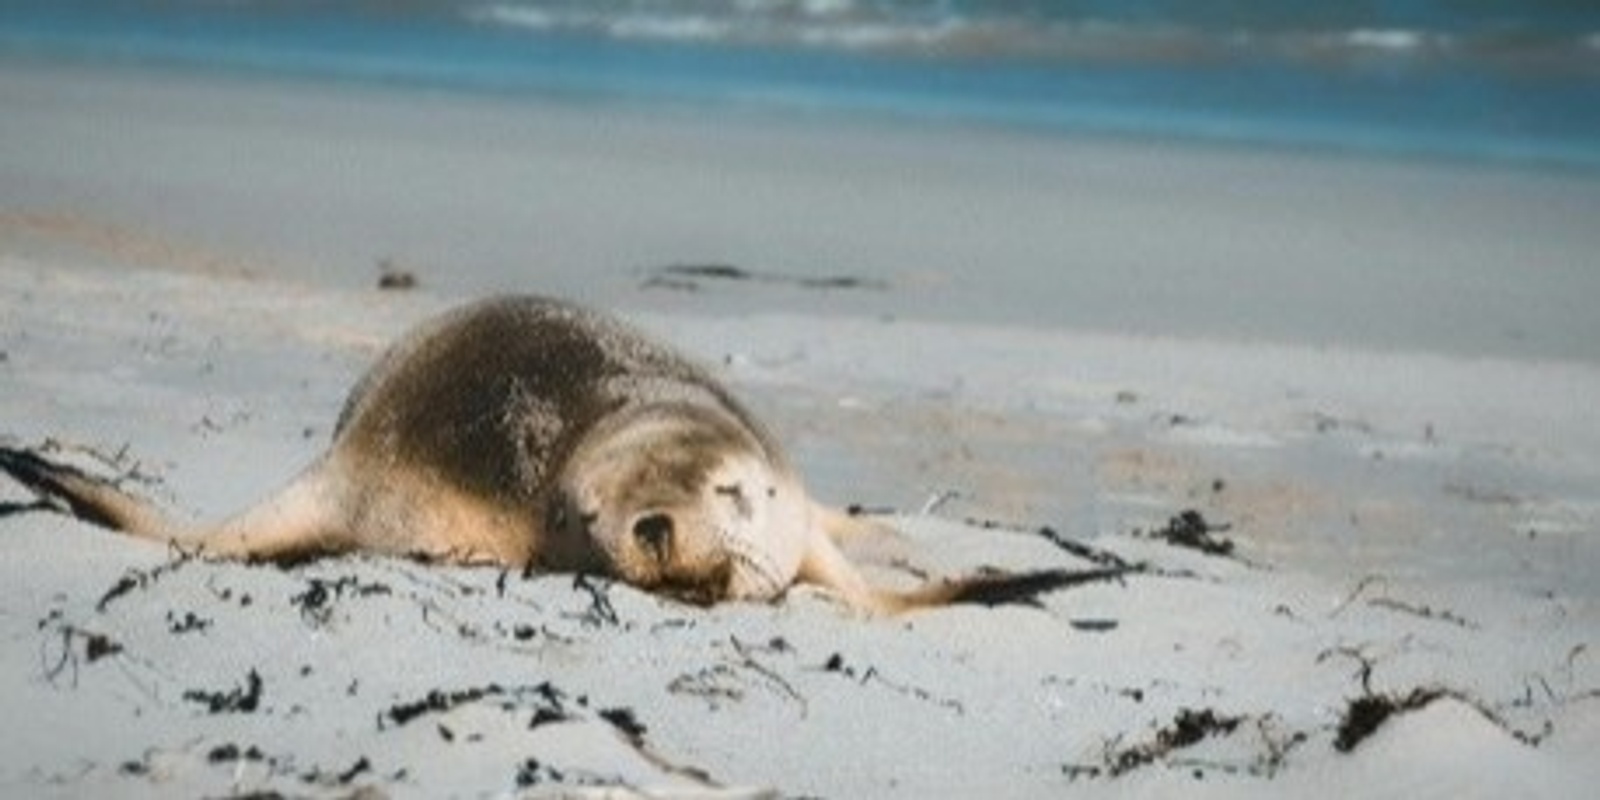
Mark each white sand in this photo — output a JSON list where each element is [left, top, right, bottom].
[[2, 59, 1599, 798]]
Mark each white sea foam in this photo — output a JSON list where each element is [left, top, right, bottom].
[[1345, 28, 1427, 51], [467, 4, 558, 32], [608, 14, 734, 43], [460, 1, 1590, 87], [735, 0, 855, 17], [797, 20, 959, 51]]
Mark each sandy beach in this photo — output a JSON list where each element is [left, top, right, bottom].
[[3, 59, 1599, 798]]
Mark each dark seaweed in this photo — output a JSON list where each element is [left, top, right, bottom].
[[1333, 688, 1446, 753], [184, 669, 264, 714], [598, 707, 647, 745], [641, 263, 888, 293], [290, 575, 393, 626], [382, 684, 505, 729], [1146, 510, 1235, 557], [1098, 708, 1247, 777]]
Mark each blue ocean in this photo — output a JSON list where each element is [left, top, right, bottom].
[[2, 1, 1597, 168]]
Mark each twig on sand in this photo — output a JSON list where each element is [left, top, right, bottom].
[[568, 574, 620, 627]]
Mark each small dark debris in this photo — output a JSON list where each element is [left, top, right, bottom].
[[530, 706, 568, 729], [667, 666, 746, 707], [119, 760, 149, 776], [1104, 708, 1246, 777], [664, 263, 750, 281], [84, 632, 123, 663], [516, 758, 565, 787], [642, 263, 888, 293], [1366, 597, 1477, 629], [207, 743, 266, 764], [1063, 763, 1103, 780], [641, 276, 701, 293], [846, 503, 896, 516], [1147, 510, 1235, 557], [377, 259, 418, 291], [796, 275, 885, 290], [823, 653, 848, 675], [382, 684, 505, 729], [40, 623, 126, 685], [184, 669, 264, 714], [1036, 526, 1134, 570], [1161, 708, 1242, 749], [1069, 618, 1119, 633], [1443, 483, 1522, 507], [166, 610, 212, 634], [1313, 413, 1374, 435], [291, 576, 392, 626], [335, 756, 372, 785], [569, 574, 620, 627], [598, 707, 647, 745], [1334, 688, 1446, 753], [97, 573, 145, 612], [526, 681, 574, 729], [535, 681, 569, 707], [818, 652, 963, 714]]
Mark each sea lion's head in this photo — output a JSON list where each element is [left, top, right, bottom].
[[555, 403, 808, 604]]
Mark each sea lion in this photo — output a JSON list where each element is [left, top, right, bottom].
[[1, 295, 1117, 613]]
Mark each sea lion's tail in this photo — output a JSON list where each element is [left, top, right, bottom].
[[0, 443, 345, 563], [0, 444, 176, 537]]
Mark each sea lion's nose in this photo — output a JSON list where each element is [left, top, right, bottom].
[[631, 512, 674, 560]]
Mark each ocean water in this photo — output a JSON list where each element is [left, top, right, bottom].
[[1, 1, 1597, 167]]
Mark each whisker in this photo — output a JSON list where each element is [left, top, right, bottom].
[[714, 526, 783, 596]]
